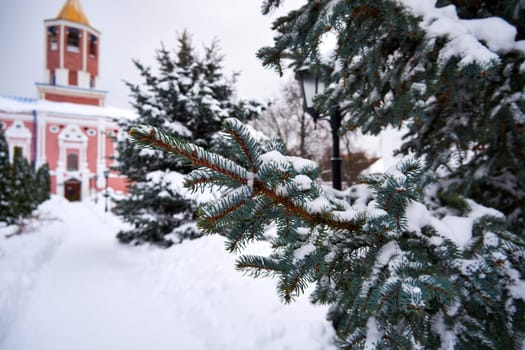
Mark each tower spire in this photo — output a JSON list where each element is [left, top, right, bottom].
[[56, 0, 89, 26]]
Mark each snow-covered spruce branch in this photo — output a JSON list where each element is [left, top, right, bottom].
[[129, 124, 248, 186], [129, 118, 525, 349], [129, 121, 361, 236]]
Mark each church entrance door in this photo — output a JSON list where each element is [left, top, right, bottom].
[[65, 179, 81, 201]]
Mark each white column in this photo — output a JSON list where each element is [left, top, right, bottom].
[[96, 119, 106, 189], [36, 113, 47, 169], [57, 139, 66, 198], [56, 171, 64, 198]]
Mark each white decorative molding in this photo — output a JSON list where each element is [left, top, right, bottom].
[[58, 124, 88, 142], [78, 70, 90, 89], [5, 120, 31, 138], [44, 68, 50, 84], [56, 68, 69, 86], [5, 120, 32, 161], [56, 170, 64, 197]]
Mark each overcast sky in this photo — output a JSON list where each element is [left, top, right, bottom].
[[0, 0, 303, 109]]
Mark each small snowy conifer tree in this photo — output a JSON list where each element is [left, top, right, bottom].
[[0, 128, 11, 223], [9, 149, 36, 223], [129, 119, 525, 349], [35, 163, 51, 204], [114, 31, 259, 246]]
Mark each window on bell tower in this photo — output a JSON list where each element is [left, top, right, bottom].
[[89, 34, 97, 57], [67, 28, 80, 53], [48, 26, 58, 51]]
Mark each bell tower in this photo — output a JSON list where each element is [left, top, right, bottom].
[[37, 0, 106, 106]]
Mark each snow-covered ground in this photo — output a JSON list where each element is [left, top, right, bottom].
[[0, 196, 335, 350]]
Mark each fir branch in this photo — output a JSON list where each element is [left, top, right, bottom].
[[236, 255, 284, 277], [198, 187, 252, 232], [255, 183, 360, 233], [129, 125, 248, 186], [222, 118, 261, 173]]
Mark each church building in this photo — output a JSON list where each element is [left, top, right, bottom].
[[0, 0, 133, 201]]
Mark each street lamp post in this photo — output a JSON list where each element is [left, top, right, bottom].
[[103, 169, 109, 213], [296, 66, 342, 190]]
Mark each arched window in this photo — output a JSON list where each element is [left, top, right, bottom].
[[67, 28, 80, 52], [67, 153, 79, 171]]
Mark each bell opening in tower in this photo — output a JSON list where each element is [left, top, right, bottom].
[[48, 26, 58, 51], [67, 27, 80, 53], [89, 34, 97, 57]]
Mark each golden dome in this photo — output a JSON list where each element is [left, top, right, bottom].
[[56, 0, 89, 26]]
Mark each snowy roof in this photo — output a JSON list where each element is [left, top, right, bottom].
[[0, 96, 137, 120]]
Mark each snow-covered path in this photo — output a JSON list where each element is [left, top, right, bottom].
[[0, 198, 335, 350]]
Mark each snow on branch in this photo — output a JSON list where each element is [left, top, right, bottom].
[[129, 124, 248, 187], [397, 0, 524, 66]]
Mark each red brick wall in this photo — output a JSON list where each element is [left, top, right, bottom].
[[0, 118, 13, 130], [50, 175, 57, 195], [108, 176, 129, 194], [44, 93, 100, 106], [85, 126, 98, 172], [105, 129, 116, 166], [68, 70, 78, 86], [46, 25, 60, 77], [45, 123, 60, 171]]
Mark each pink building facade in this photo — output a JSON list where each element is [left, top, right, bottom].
[[0, 0, 132, 201]]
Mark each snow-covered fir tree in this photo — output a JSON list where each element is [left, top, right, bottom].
[[257, 0, 525, 236], [114, 31, 259, 247], [35, 163, 51, 205], [0, 129, 50, 224], [0, 128, 11, 223], [129, 119, 525, 349], [8, 149, 36, 224]]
